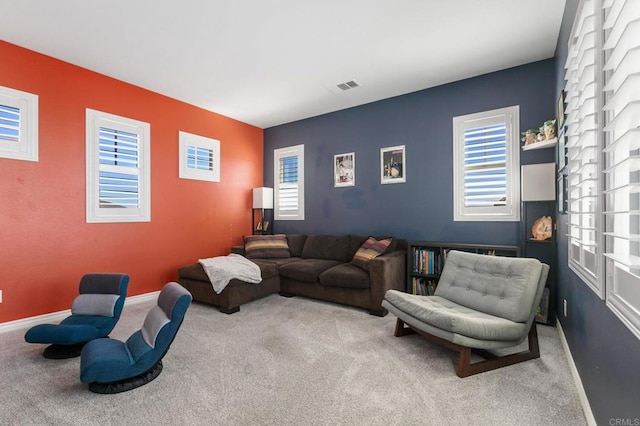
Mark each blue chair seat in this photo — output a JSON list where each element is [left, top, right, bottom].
[[80, 339, 132, 382], [24, 274, 129, 359], [26, 323, 99, 345]]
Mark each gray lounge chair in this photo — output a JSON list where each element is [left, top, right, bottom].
[[383, 250, 549, 377]]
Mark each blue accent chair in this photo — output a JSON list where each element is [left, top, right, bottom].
[[80, 282, 192, 394], [25, 273, 129, 359]]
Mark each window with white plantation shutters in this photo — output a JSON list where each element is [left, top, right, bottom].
[[602, 0, 640, 339], [564, 0, 604, 296], [274, 144, 304, 220], [453, 106, 520, 221], [86, 109, 150, 223], [0, 85, 38, 162], [178, 131, 220, 182], [563, 0, 640, 339], [99, 127, 140, 208]]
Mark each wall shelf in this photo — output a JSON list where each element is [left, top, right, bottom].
[[522, 137, 557, 151]]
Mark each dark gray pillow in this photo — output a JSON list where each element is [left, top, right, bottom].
[[301, 235, 350, 262], [286, 234, 308, 257]]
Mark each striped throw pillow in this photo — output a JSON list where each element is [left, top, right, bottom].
[[244, 234, 291, 259], [351, 237, 392, 271]]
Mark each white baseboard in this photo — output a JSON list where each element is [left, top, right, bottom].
[[0, 290, 160, 335], [556, 321, 597, 426]]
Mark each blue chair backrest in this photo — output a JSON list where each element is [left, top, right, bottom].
[[77, 273, 129, 319], [125, 282, 192, 365], [63, 273, 129, 336]]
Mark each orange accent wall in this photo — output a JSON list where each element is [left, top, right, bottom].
[[0, 40, 263, 323]]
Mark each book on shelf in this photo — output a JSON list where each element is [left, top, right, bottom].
[[410, 277, 438, 295], [411, 247, 444, 275], [478, 249, 495, 256]]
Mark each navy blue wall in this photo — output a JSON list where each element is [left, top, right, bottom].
[[265, 60, 555, 244], [264, 12, 640, 419], [555, 0, 640, 423], [263, 6, 640, 420]]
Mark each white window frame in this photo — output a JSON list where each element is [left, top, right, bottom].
[[178, 131, 220, 182], [601, 0, 640, 339], [565, 0, 640, 340], [452, 106, 520, 222], [86, 109, 151, 223], [0, 85, 38, 162], [564, 0, 605, 297], [274, 144, 304, 221]]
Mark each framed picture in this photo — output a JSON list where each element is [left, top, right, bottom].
[[254, 220, 270, 233], [557, 128, 567, 171], [557, 90, 566, 130], [334, 152, 355, 187], [558, 174, 567, 214], [380, 145, 406, 184]]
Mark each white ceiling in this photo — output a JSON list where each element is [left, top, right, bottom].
[[0, 0, 565, 129]]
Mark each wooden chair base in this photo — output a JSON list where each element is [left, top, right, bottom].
[[393, 318, 540, 378]]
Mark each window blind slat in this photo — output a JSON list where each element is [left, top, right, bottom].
[[462, 123, 507, 208], [0, 104, 20, 143], [98, 126, 141, 209]]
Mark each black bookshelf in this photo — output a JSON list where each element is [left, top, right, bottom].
[[521, 200, 557, 326], [407, 241, 520, 296]]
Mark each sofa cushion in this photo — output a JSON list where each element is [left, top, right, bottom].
[[179, 259, 282, 281], [244, 234, 291, 259], [351, 237, 392, 271], [178, 263, 210, 282], [247, 259, 281, 280], [286, 234, 308, 258], [279, 259, 342, 283], [319, 263, 370, 289], [301, 235, 350, 262]]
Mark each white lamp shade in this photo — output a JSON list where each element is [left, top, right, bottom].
[[521, 163, 556, 201], [252, 187, 274, 209]]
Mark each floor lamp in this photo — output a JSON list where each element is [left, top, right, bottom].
[[252, 187, 273, 234]]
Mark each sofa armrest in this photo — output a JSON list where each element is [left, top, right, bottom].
[[231, 245, 245, 255], [368, 250, 407, 305]]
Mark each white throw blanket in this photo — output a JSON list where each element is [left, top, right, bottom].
[[198, 254, 262, 294]]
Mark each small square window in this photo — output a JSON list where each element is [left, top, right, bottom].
[[0, 85, 38, 162], [179, 131, 220, 182]]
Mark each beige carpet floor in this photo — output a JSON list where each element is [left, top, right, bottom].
[[0, 294, 586, 425]]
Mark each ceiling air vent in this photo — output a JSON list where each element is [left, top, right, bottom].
[[336, 80, 360, 91]]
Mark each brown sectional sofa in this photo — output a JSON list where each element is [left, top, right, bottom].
[[177, 234, 407, 316]]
